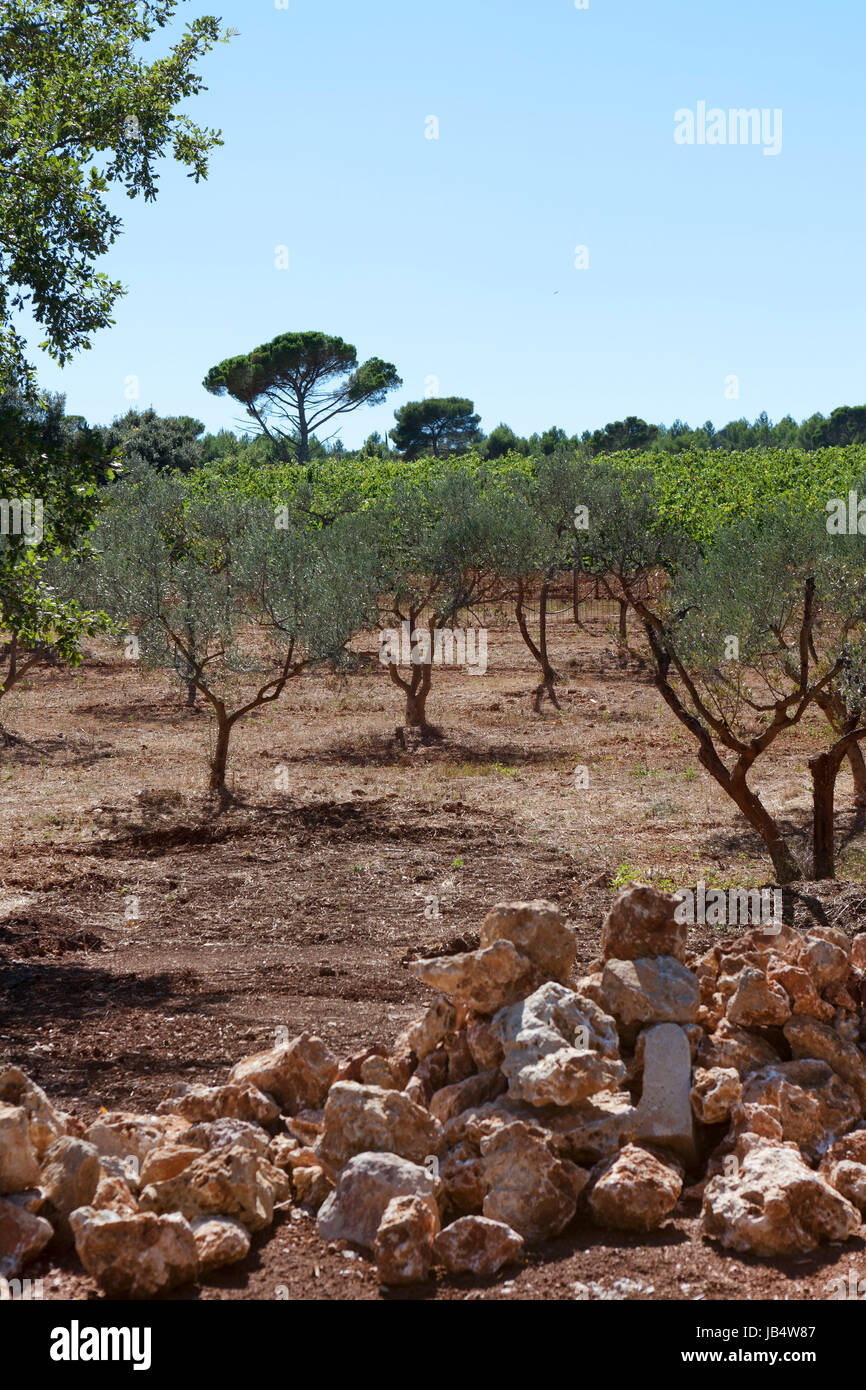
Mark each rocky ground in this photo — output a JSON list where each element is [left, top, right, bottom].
[[4, 888, 866, 1302], [4, 620, 866, 1299]]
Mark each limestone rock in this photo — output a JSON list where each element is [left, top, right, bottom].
[[737, 1061, 861, 1163], [180, 1118, 270, 1157], [404, 1047, 449, 1108], [480, 1121, 588, 1244], [727, 967, 791, 1028], [493, 982, 624, 1108], [819, 1131, 866, 1211], [84, 1112, 190, 1163], [0, 1068, 67, 1159], [92, 1173, 139, 1215], [822, 1159, 866, 1212], [38, 1137, 101, 1249], [317, 1152, 440, 1250], [397, 999, 458, 1061], [139, 1145, 203, 1186], [4, 1188, 42, 1213], [318, 1082, 441, 1169], [784, 1016, 866, 1109], [360, 1055, 402, 1089], [433, 1215, 523, 1275], [374, 1194, 436, 1285], [139, 1143, 276, 1232], [601, 957, 699, 1026], [691, 1067, 742, 1125], [702, 1141, 861, 1255], [538, 1091, 638, 1166], [696, 1019, 780, 1078], [429, 1070, 506, 1124], [443, 1028, 476, 1085], [284, 1110, 323, 1147], [192, 1215, 251, 1273], [157, 1081, 278, 1127], [466, 1019, 504, 1072], [334, 1046, 387, 1084], [601, 884, 688, 963], [291, 1159, 333, 1211], [0, 1196, 52, 1279], [573, 972, 606, 1009], [267, 1134, 299, 1170], [768, 964, 834, 1022], [0, 1103, 40, 1193], [589, 1144, 683, 1231], [633, 1021, 702, 1078], [228, 1031, 337, 1113], [825, 981, 859, 1012], [799, 935, 850, 992], [100, 1154, 142, 1192], [633, 1023, 696, 1163], [442, 1091, 637, 1170], [480, 900, 576, 982], [261, 1157, 291, 1206], [439, 1140, 487, 1215], [70, 1207, 198, 1298], [408, 940, 536, 1016]]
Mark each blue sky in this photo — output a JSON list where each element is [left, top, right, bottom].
[[32, 0, 866, 447]]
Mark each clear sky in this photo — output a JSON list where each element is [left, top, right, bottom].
[[31, 0, 866, 447]]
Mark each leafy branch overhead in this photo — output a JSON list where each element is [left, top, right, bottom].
[[0, 0, 232, 392]]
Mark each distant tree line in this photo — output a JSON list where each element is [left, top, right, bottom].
[[76, 398, 866, 477]]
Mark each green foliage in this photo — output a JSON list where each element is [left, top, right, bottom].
[[0, 388, 111, 691], [0, 0, 230, 393], [363, 466, 504, 626], [584, 416, 659, 455], [390, 397, 482, 459], [87, 471, 377, 675], [604, 445, 866, 546], [203, 331, 402, 464], [100, 409, 205, 476]]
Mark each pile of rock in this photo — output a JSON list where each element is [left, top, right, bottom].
[[3, 887, 866, 1294]]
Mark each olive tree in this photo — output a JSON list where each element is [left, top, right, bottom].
[[87, 472, 378, 804], [368, 468, 500, 738], [582, 464, 866, 881], [486, 451, 584, 710]]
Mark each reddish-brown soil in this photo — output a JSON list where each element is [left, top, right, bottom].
[[3, 610, 866, 1300]]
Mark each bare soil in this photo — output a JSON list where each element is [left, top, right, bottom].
[[3, 609, 866, 1300]]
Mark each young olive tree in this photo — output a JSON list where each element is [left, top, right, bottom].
[[89, 472, 377, 804], [583, 466, 866, 881], [486, 451, 583, 710], [368, 468, 500, 739]]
